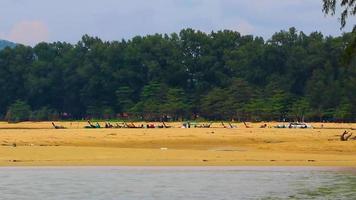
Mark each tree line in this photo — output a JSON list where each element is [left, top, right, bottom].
[[0, 27, 355, 122]]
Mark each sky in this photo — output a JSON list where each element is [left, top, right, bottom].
[[0, 0, 355, 46]]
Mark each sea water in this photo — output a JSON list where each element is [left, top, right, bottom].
[[0, 167, 355, 200]]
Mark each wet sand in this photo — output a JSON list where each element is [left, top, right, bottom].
[[0, 122, 355, 166]]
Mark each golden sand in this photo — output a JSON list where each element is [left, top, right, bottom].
[[0, 122, 355, 166]]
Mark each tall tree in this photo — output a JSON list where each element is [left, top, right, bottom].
[[323, 0, 356, 28]]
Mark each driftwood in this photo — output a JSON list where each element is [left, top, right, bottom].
[[162, 122, 171, 128], [115, 123, 123, 128], [222, 122, 236, 128], [243, 122, 251, 128], [123, 121, 134, 128], [122, 121, 143, 128], [203, 122, 213, 128], [195, 122, 212, 128], [105, 122, 113, 128], [52, 122, 65, 129], [86, 120, 96, 128], [84, 121, 101, 128], [228, 122, 237, 128], [87, 120, 93, 127], [123, 121, 129, 128], [221, 122, 226, 128]]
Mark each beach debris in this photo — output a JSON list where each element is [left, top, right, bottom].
[[260, 124, 267, 128], [83, 121, 160, 129], [105, 122, 114, 128], [146, 124, 156, 128], [228, 122, 237, 128], [181, 122, 191, 128], [84, 120, 99, 128], [157, 124, 164, 128], [162, 122, 172, 128], [52, 122, 66, 129], [182, 121, 213, 128], [12, 143, 16, 147], [243, 122, 251, 128], [274, 122, 312, 129], [160, 147, 168, 151], [205, 122, 213, 128], [275, 124, 287, 128], [114, 123, 124, 128], [221, 122, 237, 129], [123, 121, 143, 129], [196, 122, 213, 128]]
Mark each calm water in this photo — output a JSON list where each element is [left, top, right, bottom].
[[0, 167, 355, 200]]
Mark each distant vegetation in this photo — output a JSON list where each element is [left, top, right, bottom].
[[0, 28, 355, 122], [0, 40, 16, 50]]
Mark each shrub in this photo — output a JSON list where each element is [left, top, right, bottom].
[[5, 100, 31, 123], [30, 107, 59, 121]]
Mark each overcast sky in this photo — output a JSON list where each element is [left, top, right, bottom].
[[0, 0, 355, 46]]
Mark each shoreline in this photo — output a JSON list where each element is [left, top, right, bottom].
[[0, 166, 355, 172]]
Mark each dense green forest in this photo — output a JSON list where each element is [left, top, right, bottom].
[[0, 28, 355, 122]]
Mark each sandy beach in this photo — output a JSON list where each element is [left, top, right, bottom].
[[0, 122, 355, 166]]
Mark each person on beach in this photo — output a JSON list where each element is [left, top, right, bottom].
[[340, 131, 353, 141]]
